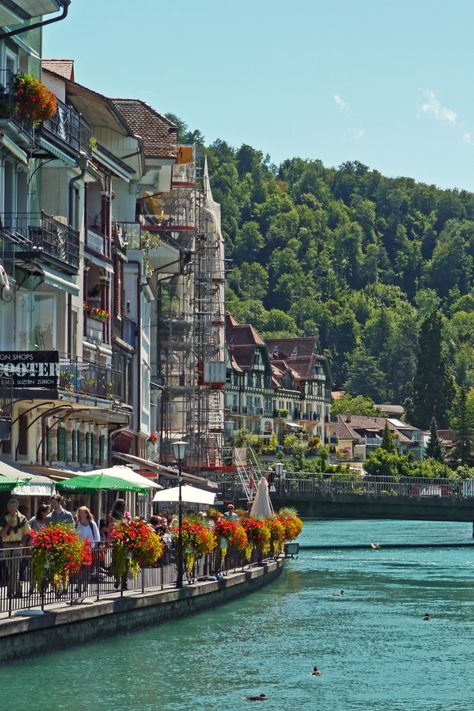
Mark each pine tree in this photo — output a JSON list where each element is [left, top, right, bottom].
[[425, 417, 443, 461], [450, 386, 474, 465], [405, 312, 455, 429], [380, 421, 395, 452]]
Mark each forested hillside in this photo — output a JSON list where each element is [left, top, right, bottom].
[[168, 115, 474, 404]]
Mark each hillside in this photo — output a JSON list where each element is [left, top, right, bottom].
[[168, 115, 474, 404]]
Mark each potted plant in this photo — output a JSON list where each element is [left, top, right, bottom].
[[172, 518, 216, 577]]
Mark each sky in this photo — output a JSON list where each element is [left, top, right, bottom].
[[43, 0, 474, 191]]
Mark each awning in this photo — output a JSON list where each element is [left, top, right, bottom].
[[42, 266, 80, 296], [284, 421, 303, 429], [84, 252, 114, 273], [115, 452, 218, 489], [0, 457, 55, 496], [1, 134, 28, 164], [153, 484, 215, 505], [37, 136, 77, 167]]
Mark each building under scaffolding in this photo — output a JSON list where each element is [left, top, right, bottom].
[[141, 147, 226, 471]]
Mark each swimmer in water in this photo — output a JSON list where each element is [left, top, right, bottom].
[[422, 613, 431, 621], [370, 543, 381, 550], [246, 693, 268, 701], [312, 666, 322, 676], [333, 590, 344, 597]]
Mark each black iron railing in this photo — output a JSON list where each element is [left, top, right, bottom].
[[41, 96, 83, 154], [1, 211, 79, 273], [58, 354, 122, 401], [0, 543, 264, 618]]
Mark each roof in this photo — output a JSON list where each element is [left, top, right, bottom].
[[42, 59, 75, 81], [265, 337, 316, 358], [329, 414, 422, 444], [109, 99, 177, 160]]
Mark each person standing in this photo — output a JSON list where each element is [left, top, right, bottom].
[[75, 506, 100, 594], [47, 494, 74, 526], [29, 504, 50, 533], [0, 498, 31, 598]]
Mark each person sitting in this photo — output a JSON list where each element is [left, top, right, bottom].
[[47, 494, 74, 526], [29, 503, 50, 533]]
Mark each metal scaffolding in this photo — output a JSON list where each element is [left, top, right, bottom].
[[151, 148, 225, 471]]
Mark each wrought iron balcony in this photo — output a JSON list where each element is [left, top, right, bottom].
[[41, 96, 92, 157], [58, 355, 122, 401], [1, 212, 79, 274]]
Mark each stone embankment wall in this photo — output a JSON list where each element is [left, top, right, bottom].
[[0, 559, 283, 664]]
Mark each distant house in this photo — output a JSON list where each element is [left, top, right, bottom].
[[327, 414, 424, 462], [224, 317, 332, 443]]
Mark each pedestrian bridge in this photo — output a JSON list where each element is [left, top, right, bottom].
[[269, 477, 474, 522]]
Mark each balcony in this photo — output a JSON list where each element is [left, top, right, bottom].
[[41, 97, 92, 158], [1, 212, 79, 274], [58, 355, 122, 402], [86, 226, 111, 259], [8, 1, 62, 19]]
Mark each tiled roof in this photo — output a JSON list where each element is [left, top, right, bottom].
[[109, 99, 177, 159], [265, 336, 316, 358], [42, 59, 74, 81], [330, 415, 420, 444]]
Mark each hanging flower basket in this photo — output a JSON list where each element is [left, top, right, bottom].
[[241, 517, 271, 559], [14, 73, 57, 126], [213, 517, 248, 564], [110, 519, 164, 585], [277, 508, 304, 541], [148, 433, 158, 445], [30, 524, 91, 591], [173, 519, 216, 576], [266, 517, 286, 557]]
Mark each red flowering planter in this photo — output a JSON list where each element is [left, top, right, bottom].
[[14, 74, 57, 126], [30, 524, 91, 591], [173, 519, 216, 576], [110, 519, 164, 586]]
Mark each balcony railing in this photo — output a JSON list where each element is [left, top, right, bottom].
[[0, 232, 14, 278], [86, 225, 111, 259], [58, 355, 122, 401], [1, 212, 79, 273], [41, 97, 92, 156]]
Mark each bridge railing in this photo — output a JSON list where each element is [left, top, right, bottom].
[[274, 477, 473, 499]]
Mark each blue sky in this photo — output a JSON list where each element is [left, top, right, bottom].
[[44, 0, 474, 191]]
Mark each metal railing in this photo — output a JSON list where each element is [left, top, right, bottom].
[[58, 354, 122, 401], [86, 226, 111, 259], [1, 211, 79, 273], [41, 96, 90, 155], [0, 542, 265, 618], [272, 477, 473, 499]]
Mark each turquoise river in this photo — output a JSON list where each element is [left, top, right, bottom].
[[3, 519, 474, 711]]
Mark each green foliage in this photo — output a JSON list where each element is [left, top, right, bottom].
[[425, 418, 444, 461], [405, 312, 455, 428], [331, 394, 381, 416], [380, 422, 396, 452], [450, 386, 474, 465], [163, 116, 474, 401]]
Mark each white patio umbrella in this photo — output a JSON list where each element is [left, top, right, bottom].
[[153, 484, 216, 505], [250, 477, 274, 518], [77, 465, 162, 489]]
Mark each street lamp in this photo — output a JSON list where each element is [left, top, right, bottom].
[[172, 439, 187, 588], [275, 462, 284, 479]]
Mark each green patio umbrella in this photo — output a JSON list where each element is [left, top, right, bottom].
[[56, 472, 149, 495], [0, 473, 32, 492]]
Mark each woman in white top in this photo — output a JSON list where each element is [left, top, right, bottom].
[[76, 506, 100, 548]]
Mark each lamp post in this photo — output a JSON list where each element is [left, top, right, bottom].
[[275, 461, 284, 497], [172, 439, 187, 588]]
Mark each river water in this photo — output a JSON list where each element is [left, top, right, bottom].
[[3, 520, 474, 711]]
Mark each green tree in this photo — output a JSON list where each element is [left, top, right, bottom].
[[331, 394, 381, 416], [380, 422, 395, 452], [450, 386, 474, 465], [405, 312, 455, 429], [425, 417, 443, 461]]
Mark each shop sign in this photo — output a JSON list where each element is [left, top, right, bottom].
[[0, 351, 59, 389]]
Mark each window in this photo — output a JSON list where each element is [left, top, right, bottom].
[[18, 413, 28, 456], [16, 293, 57, 350], [99, 434, 106, 465], [71, 430, 77, 462], [57, 427, 67, 461]]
